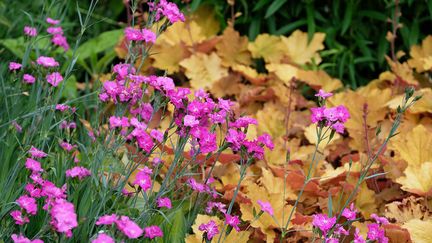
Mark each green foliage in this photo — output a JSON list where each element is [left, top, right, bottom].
[[175, 0, 432, 88]]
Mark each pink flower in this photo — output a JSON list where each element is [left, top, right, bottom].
[[41, 181, 66, 199], [311, 107, 326, 123], [153, 0, 185, 23], [331, 122, 345, 134], [115, 216, 143, 239], [25, 158, 43, 173], [24, 26, 37, 37], [156, 197, 172, 209], [25, 184, 42, 198], [50, 199, 78, 237], [60, 141, 76, 151], [92, 233, 114, 243], [184, 115, 199, 127], [144, 225, 163, 239], [229, 117, 257, 128], [9, 62, 22, 71], [47, 26, 63, 35], [206, 201, 226, 214], [312, 214, 336, 234], [23, 74, 36, 84], [46, 72, 63, 87], [52, 34, 69, 51], [354, 228, 366, 243], [226, 129, 246, 151], [258, 133, 274, 150], [36, 56, 59, 67], [29, 146, 47, 158], [133, 167, 152, 191], [11, 234, 43, 243], [198, 220, 219, 240], [96, 214, 117, 225], [371, 213, 389, 225], [66, 166, 91, 180], [150, 129, 164, 142], [55, 104, 70, 112], [187, 178, 205, 192], [141, 29, 156, 43], [109, 116, 129, 129], [12, 121, 22, 133], [136, 132, 155, 153], [257, 200, 274, 216], [16, 195, 38, 215], [10, 210, 29, 225], [342, 203, 357, 221], [225, 214, 240, 231], [46, 17, 60, 25], [315, 89, 333, 99], [367, 223, 388, 243]]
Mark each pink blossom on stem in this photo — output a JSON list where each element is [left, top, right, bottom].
[[198, 220, 219, 240], [312, 213, 336, 234], [257, 200, 274, 216], [10, 210, 29, 225], [66, 166, 91, 180], [23, 74, 36, 84], [96, 214, 118, 225], [36, 56, 59, 67], [133, 167, 152, 191], [46, 72, 63, 87], [25, 184, 42, 198], [315, 89, 333, 99], [92, 233, 114, 243], [16, 195, 38, 215], [367, 223, 388, 243], [9, 62, 22, 71], [55, 104, 70, 112], [156, 197, 172, 209], [25, 158, 43, 173], [46, 17, 60, 25], [50, 199, 78, 237], [24, 26, 37, 37], [28, 146, 47, 158], [184, 115, 199, 127], [341, 203, 357, 221], [60, 141, 76, 152], [11, 234, 43, 243], [47, 26, 63, 35], [115, 216, 143, 239], [371, 213, 389, 225], [144, 225, 163, 239], [225, 214, 241, 231]]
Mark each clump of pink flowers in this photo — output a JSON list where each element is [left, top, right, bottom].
[[310, 89, 350, 133], [198, 220, 219, 240]]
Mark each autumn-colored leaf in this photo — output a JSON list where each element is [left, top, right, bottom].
[[407, 35, 432, 72], [280, 30, 326, 65], [216, 27, 252, 67], [248, 34, 285, 63], [180, 52, 228, 90]]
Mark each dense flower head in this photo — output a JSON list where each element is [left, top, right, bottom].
[[25, 184, 42, 198], [47, 26, 63, 35], [354, 228, 366, 243], [312, 213, 336, 234], [29, 146, 47, 158], [115, 216, 143, 239], [24, 26, 37, 37], [144, 225, 163, 239], [96, 214, 118, 226], [60, 141, 76, 151], [23, 74, 36, 84], [11, 234, 43, 243], [133, 167, 152, 191], [310, 105, 350, 134], [257, 200, 274, 216], [157, 197, 172, 209], [41, 181, 66, 199], [198, 220, 219, 240], [92, 233, 114, 243], [226, 129, 246, 151], [124, 27, 156, 43], [12, 121, 22, 133], [66, 166, 91, 180], [206, 201, 227, 214], [10, 210, 29, 225], [16, 195, 38, 215], [225, 214, 241, 231], [151, 0, 185, 23], [52, 34, 69, 51], [367, 223, 388, 243], [25, 158, 43, 173], [371, 213, 389, 225], [342, 203, 357, 221], [46, 72, 63, 87], [50, 199, 78, 237], [9, 62, 22, 71], [36, 56, 59, 67]]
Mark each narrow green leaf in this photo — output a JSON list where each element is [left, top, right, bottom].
[[265, 0, 287, 19]]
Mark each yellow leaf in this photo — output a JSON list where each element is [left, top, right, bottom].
[[296, 69, 343, 92], [266, 63, 298, 84], [216, 27, 252, 67], [390, 125, 432, 195], [408, 35, 432, 72], [157, 21, 206, 46], [180, 52, 228, 90], [385, 196, 432, 223], [281, 30, 326, 65], [385, 56, 418, 85], [188, 5, 220, 38], [152, 41, 188, 74], [248, 34, 285, 63], [402, 219, 432, 243], [304, 123, 341, 149]]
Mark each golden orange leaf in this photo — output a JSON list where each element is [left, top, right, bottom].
[[280, 30, 326, 65], [216, 27, 252, 67]]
